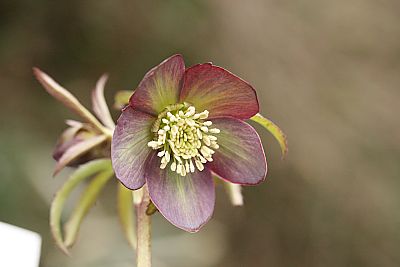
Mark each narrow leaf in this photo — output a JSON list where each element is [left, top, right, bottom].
[[117, 183, 137, 250], [114, 90, 133, 110], [250, 113, 288, 158], [224, 182, 244, 206], [33, 68, 110, 135], [54, 134, 108, 176], [63, 165, 114, 248], [91, 74, 115, 129], [49, 159, 111, 254]]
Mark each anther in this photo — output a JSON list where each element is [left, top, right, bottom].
[[147, 105, 219, 176]]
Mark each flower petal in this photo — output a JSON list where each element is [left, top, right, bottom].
[[91, 74, 115, 130], [130, 54, 185, 115], [53, 125, 85, 162], [111, 106, 156, 189], [146, 154, 215, 232], [208, 117, 267, 185], [180, 63, 259, 119], [53, 134, 108, 176], [33, 68, 109, 135]]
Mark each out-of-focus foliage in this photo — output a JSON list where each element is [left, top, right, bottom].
[[49, 159, 113, 254], [1, 0, 399, 266]]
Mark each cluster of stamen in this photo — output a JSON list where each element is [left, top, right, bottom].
[[148, 103, 220, 176]]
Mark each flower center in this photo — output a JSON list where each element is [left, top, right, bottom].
[[148, 103, 220, 176]]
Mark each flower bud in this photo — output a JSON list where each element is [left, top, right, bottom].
[[53, 122, 110, 167]]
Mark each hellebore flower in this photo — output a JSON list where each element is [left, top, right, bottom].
[[112, 55, 268, 232]]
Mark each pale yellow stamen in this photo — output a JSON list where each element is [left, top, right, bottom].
[[147, 104, 220, 176]]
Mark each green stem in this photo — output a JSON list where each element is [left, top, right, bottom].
[[135, 187, 152, 267]]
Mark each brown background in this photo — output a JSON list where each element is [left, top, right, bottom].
[[1, 0, 399, 266]]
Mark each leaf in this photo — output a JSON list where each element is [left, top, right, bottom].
[[49, 159, 111, 254], [250, 113, 288, 158], [114, 90, 133, 110], [117, 183, 137, 250], [91, 74, 115, 130], [54, 134, 108, 176], [33, 68, 111, 136], [145, 201, 158, 215], [63, 165, 114, 248], [223, 182, 243, 206]]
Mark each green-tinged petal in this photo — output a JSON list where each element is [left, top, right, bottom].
[[111, 107, 156, 189], [130, 54, 185, 115], [33, 68, 110, 136], [49, 159, 111, 254], [91, 74, 115, 130], [63, 166, 114, 248], [180, 63, 259, 119], [209, 118, 267, 185], [54, 134, 108, 176], [117, 182, 136, 250], [114, 90, 134, 110], [250, 113, 288, 158], [146, 154, 215, 232]]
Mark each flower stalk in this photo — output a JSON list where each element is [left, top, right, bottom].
[[134, 187, 152, 267]]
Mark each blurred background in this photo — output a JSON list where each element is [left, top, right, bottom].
[[1, 0, 399, 266]]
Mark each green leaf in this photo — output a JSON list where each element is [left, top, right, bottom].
[[250, 113, 288, 158], [114, 90, 133, 110], [49, 159, 111, 254], [63, 165, 113, 248], [145, 201, 158, 215], [117, 183, 137, 250]]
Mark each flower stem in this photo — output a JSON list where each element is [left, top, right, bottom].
[[134, 186, 152, 267]]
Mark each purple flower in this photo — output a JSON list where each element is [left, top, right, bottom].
[[111, 55, 267, 232]]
